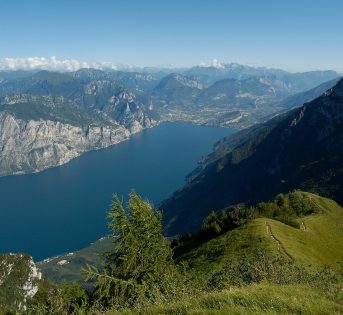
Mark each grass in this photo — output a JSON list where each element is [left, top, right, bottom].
[[176, 193, 343, 277], [106, 283, 343, 315], [260, 193, 343, 270], [168, 191, 343, 296], [174, 221, 272, 288], [34, 192, 343, 314]]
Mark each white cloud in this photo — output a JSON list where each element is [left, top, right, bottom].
[[199, 58, 225, 69], [0, 56, 134, 72]]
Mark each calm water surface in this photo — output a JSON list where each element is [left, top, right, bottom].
[[0, 122, 235, 260]]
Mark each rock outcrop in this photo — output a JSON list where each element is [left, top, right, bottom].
[[0, 74, 158, 176], [0, 253, 41, 311], [0, 111, 132, 176]]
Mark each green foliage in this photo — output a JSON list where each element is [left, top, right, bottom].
[[108, 283, 343, 315], [197, 191, 319, 240], [85, 192, 183, 309], [12, 191, 343, 314], [0, 254, 40, 313], [27, 279, 88, 315], [207, 249, 339, 291]]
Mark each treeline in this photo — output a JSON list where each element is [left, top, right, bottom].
[[196, 190, 318, 239]]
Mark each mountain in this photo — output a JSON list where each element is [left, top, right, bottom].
[[0, 71, 83, 97], [161, 78, 343, 235], [0, 70, 36, 81], [71, 68, 158, 96], [185, 62, 289, 86], [185, 61, 339, 90], [152, 70, 340, 128], [0, 71, 157, 176], [0, 67, 340, 177], [151, 73, 203, 108], [196, 76, 291, 107], [278, 77, 341, 109]]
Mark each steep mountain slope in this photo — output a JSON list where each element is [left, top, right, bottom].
[[0, 71, 156, 131], [185, 62, 339, 90], [279, 77, 341, 109], [0, 72, 157, 176], [161, 78, 343, 235], [153, 70, 340, 128], [0, 111, 130, 177], [72, 68, 158, 96], [0, 71, 83, 97], [196, 76, 290, 107], [151, 73, 203, 108]]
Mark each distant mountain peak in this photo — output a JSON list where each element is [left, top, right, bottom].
[[199, 58, 226, 69]]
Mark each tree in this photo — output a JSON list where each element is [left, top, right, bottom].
[[86, 192, 181, 309]]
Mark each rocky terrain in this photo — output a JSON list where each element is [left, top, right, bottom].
[[0, 72, 157, 176], [0, 65, 339, 177], [0, 253, 41, 311], [0, 110, 131, 176]]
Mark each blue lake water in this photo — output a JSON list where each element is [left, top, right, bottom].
[[0, 122, 235, 260]]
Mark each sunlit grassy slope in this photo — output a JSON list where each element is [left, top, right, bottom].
[[262, 192, 343, 269], [107, 283, 343, 315], [176, 192, 343, 280], [36, 191, 343, 315], [106, 192, 343, 314]]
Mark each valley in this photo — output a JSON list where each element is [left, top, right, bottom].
[[0, 66, 340, 178], [0, 64, 342, 314], [2, 2, 343, 314], [0, 122, 233, 260]]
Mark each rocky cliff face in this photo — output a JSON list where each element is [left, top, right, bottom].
[[0, 73, 158, 177], [0, 111, 133, 176], [0, 253, 41, 311]]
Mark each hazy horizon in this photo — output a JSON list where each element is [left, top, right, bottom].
[[1, 0, 343, 72], [0, 57, 341, 74]]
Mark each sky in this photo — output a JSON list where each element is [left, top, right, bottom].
[[0, 0, 342, 72]]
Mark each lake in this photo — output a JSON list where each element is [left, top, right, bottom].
[[0, 122, 235, 260]]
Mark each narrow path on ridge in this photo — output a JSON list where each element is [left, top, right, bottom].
[[265, 220, 294, 262]]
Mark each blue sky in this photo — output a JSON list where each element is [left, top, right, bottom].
[[0, 0, 342, 71]]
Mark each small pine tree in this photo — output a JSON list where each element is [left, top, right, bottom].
[[86, 192, 182, 309]]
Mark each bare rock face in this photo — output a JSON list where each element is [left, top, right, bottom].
[[0, 70, 160, 177], [0, 253, 41, 311], [0, 111, 132, 176]]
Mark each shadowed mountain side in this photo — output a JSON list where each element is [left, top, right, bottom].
[[161, 79, 343, 236]]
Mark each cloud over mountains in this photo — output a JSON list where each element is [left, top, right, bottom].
[[0, 56, 133, 72]]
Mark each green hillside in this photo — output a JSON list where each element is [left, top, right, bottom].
[[108, 284, 343, 315], [30, 191, 343, 314], [262, 193, 343, 269], [161, 78, 343, 236], [106, 192, 343, 314], [174, 192, 343, 286]]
